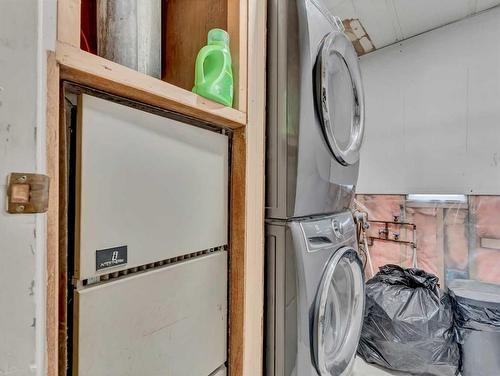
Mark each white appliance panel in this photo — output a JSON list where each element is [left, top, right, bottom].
[[75, 251, 227, 376], [77, 94, 228, 279]]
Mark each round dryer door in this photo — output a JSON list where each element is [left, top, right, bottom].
[[314, 31, 365, 166], [313, 247, 365, 376]]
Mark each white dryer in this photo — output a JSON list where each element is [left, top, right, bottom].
[[266, 0, 365, 219], [266, 212, 365, 375]]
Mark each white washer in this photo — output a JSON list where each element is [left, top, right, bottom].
[[266, 212, 365, 376]]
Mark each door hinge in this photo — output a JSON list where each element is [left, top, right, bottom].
[[6, 173, 50, 214]]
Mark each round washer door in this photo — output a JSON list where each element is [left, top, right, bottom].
[[314, 31, 365, 166], [313, 247, 365, 376]]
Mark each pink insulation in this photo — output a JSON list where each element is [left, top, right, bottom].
[[443, 208, 468, 271], [405, 206, 444, 283], [470, 196, 500, 284], [356, 195, 498, 286], [355, 195, 412, 277]]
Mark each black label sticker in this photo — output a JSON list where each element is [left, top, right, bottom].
[[96, 246, 128, 271]]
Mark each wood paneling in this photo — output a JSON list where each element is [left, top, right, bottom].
[[162, 0, 227, 91], [162, 0, 248, 111]]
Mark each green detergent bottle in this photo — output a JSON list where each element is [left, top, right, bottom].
[[192, 29, 234, 107]]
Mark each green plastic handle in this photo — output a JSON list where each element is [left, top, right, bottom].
[[195, 46, 211, 87]]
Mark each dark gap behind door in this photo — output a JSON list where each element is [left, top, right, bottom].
[[65, 100, 78, 376]]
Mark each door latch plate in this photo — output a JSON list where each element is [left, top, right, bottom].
[[6, 173, 50, 214]]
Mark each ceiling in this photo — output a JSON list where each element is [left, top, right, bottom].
[[324, 0, 500, 50]]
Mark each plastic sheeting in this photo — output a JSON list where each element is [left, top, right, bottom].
[[357, 265, 460, 376], [454, 302, 500, 332], [449, 279, 500, 376]]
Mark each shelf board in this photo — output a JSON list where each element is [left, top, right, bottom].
[[56, 42, 246, 129]]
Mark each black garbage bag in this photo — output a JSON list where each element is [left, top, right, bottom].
[[357, 265, 460, 376]]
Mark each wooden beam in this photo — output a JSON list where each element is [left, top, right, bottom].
[[480, 237, 500, 250], [58, 0, 81, 47], [241, 0, 266, 373], [229, 128, 247, 376], [46, 52, 60, 376], [436, 208, 446, 286], [229, 0, 265, 373], [228, 0, 248, 112], [56, 42, 246, 129]]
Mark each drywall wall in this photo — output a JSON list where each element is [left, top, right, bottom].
[[357, 6, 500, 194], [0, 1, 56, 375]]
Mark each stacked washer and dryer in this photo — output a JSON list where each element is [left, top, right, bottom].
[[265, 0, 366, 375]]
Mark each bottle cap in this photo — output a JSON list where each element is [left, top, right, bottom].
[[208, 28, 230, 46]]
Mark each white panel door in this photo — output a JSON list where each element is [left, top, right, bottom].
[[75, 252, 227, 376], [77, 94, 228, 279]]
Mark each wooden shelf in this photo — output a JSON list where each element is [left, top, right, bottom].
[[56, 42, 246, 129]]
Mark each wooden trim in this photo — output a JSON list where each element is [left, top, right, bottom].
[[228, 0, 248, 112], [58, 0, 81, 47], [241, 0, 266, 373], [56, 42, 246, 129], [229, 0, 266, 374], [480, 237, 500, 250], [229, 128, 247, 376], [72, 291, 80, 376], [436, 208, 446, 284], [57, 81, 71, 376], [46, 51, 60, 376]]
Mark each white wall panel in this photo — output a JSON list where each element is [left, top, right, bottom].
[[393, 0, 471, 38], [78, 95, 228, 280], [477, 0, 500, 10], [0, 2, 38, 375], [357, 7, 500, 194], [76, 252, 227, 376], [0, 1, 56, 374], [324, 0, 500, 49]]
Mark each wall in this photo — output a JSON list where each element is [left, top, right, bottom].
[[357, 6, 500, 194], [0, 1, 55, 375]]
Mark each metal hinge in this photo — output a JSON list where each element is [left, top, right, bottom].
[[6, 173, 50, 214]]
